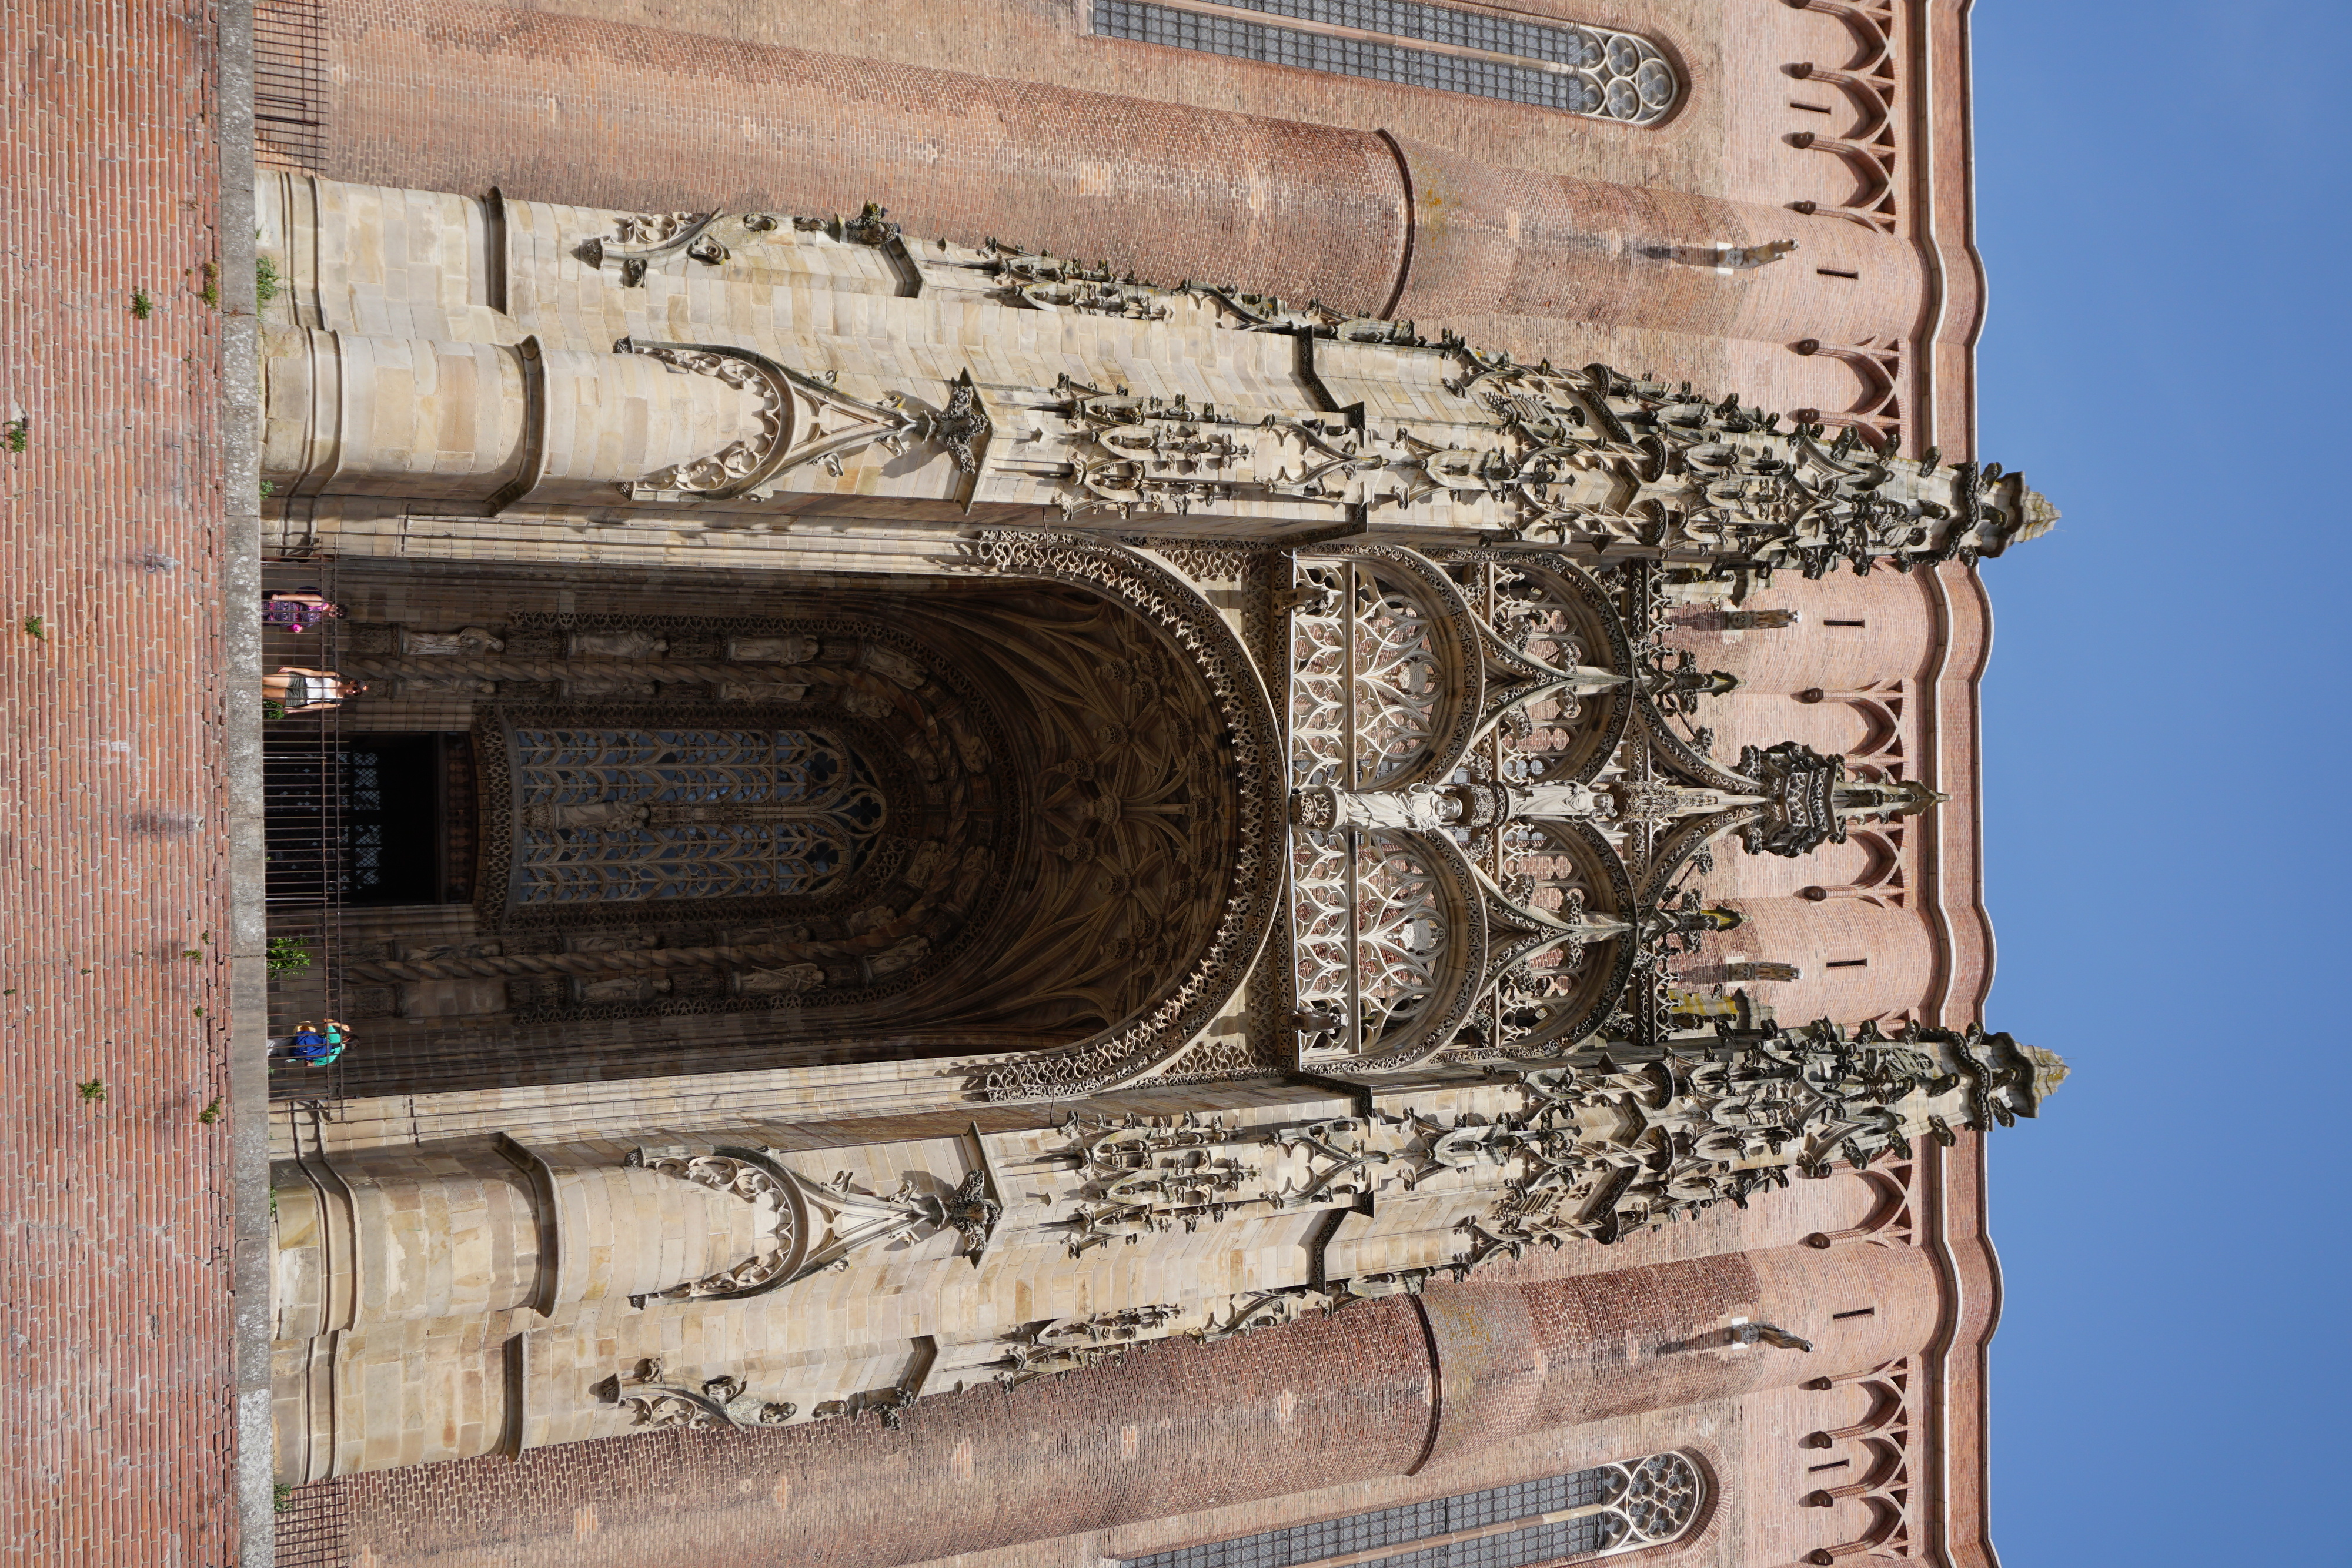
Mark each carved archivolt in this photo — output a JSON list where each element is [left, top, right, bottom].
[[973, 536, 1285, 1099], [341, 573, 1275, 1055], [919, 596, 1242, 1041]]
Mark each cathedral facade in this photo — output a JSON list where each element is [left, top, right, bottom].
[[253, 4, 2055, 1566]]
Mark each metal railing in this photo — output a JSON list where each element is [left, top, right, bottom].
[[270, 1476, 349, 1568], [254, 0, 327, 171], [262, 560, 349, 1105]]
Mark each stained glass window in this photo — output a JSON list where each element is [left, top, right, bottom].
[[1094, 0, 1678, 125], [509, 728, 885, 904], [1122, 1454, 1703, 1568]]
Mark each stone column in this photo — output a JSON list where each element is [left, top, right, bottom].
[[268, 1139, 771, 1482], [260, 330, 773, 507]]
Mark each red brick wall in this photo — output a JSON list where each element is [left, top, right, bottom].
[[0, 2, 238, 1563]]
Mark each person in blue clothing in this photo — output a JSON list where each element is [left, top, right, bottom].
[[268, 1019, 350, 1068]]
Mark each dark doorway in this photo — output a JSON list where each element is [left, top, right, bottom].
[[263, 733, 475, 906]]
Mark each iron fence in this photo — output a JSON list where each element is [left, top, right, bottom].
[[254, 0, 327, 171], [262, 559, 349, 1105], [270, 1476, 349, 1568]]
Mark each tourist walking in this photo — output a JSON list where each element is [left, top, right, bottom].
[[263, 591, 347, 632], [263, 666, 368, 716], [268, 1018, 352, 1068]]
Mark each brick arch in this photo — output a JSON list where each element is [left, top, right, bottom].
[[1712, 895, 1937, 1025], [1705, 688, 1882, 761], [1667, 569, 1937, 696]]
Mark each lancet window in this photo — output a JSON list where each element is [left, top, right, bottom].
[[1093, 0, 1679, 125], [1291, 557, 1455, 792], [1488, 560, 1628, 784], [1292, 828, 1454, 1049], [509, 727, 885, 904], [1121, 1453, 1705, 1568]]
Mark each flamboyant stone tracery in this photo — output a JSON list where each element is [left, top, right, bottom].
[[256, 171, 2059, 1518]]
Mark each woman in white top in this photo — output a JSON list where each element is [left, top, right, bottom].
[[262, 667, 368, 714]]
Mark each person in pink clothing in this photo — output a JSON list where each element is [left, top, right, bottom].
[[262, 591, 346, 632]]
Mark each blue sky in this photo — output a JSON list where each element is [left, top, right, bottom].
[[1973, 2, 2352, 1562]]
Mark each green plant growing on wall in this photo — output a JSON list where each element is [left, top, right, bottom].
[[199, 261, 219, 309], [76, 1079, 106, 1104], [131, 289, 155, 319], [255, 256, 282, 305], [265, 937, 314, 977], [20, 616, 44, 640], [3, 418, 25, 453], [198, 1098, 222, 1125]]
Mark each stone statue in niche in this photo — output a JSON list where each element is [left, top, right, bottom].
[[400, 626, 506, 656], [566, 630, 669, 660], [856, 646, 926, 690], [394, 674, 499, 697], [560, 675, 660, 699], [727, 635, 817, 664], [717, 680, 811, 703], [901, 841, 951, 888], [521, 802, 652, 830], [573, 975, 674, 1004], [720, 922, 812, 947], [566, 931, 660, 953], [866, 936, 929, 979], [733, 964, 824, 995]]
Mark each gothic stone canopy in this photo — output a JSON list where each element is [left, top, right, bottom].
[[256, 175, 2063, 1509]]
